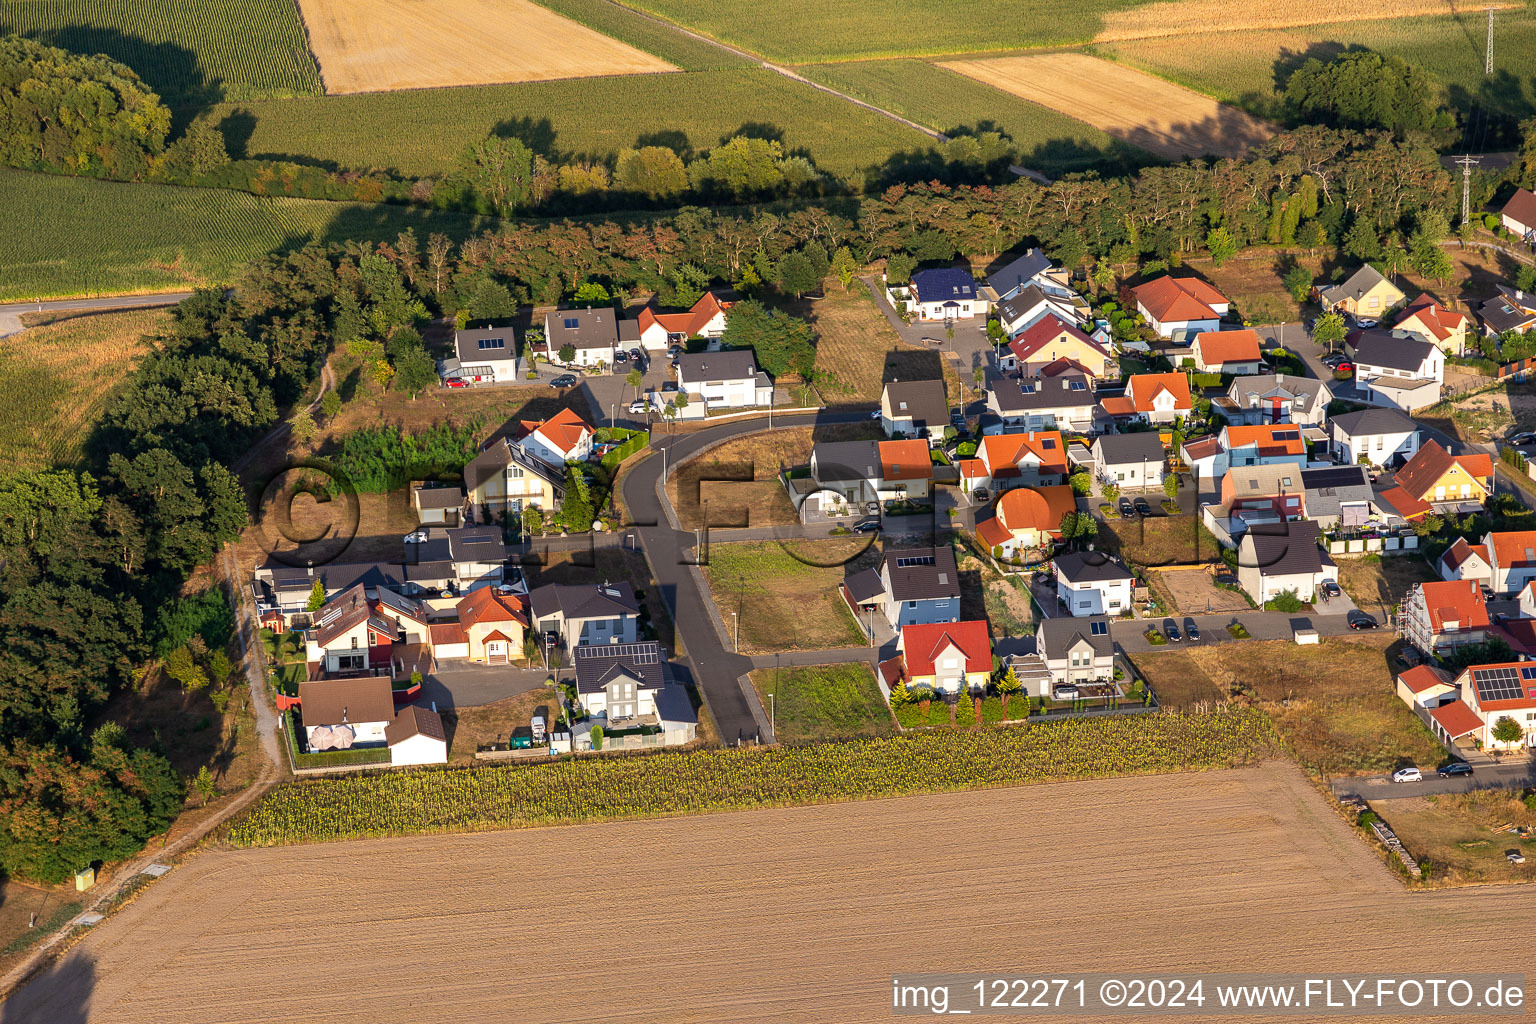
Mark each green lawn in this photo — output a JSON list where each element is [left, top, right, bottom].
[[749, 664, 895, 743], [700, 539, 875, 653]]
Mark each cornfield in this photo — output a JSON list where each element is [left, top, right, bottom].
[[0, 0, 323, 104], [229, 707, 1276, 846]]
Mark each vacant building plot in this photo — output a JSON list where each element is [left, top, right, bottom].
[[807, 285, 960, 405], [700, 539, 875, 652], [11, 764, 1529, 1022], [297, 0, 677, 93], [748, 663, 893, 742], [1153, 566, 1251, 614], [940, 53, 1275, 161], [1382, 791, 1536, 887]]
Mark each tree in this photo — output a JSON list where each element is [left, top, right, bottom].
[[521, 505, 544, 537], [572, 281, 610, 304], [1163, 472, 1181, 502], [1312, 311, 1348, 354], [776, 251, 819, 298], [995, 667, 1022, 716], [1491, 715, 1524, 745], [719, 300, 816, 377], [885, 252, 917, 285], [393, 344, 439, 398], [1069, 471, 1092, 496], [831, 246, 858, 290], [559, 467, 594, 533], [590, 724, 604, 750], [163, 646, 209, 692], [1283, 265, 1313, 303], [458, 135, 534, 216], [688, 136, 786, 198], [625, 368, 644, 405], [558, 343, 576, 364], [194, 764, 216, 806], [614, 146, 688, 199], [1285, 52, 1455, 142], [1205, 227, 1237, 268], [955, 687, 975, 726], [1296, 219, 1327, 254], [290, 409, 317, 446], [1102, 480, 1120, 503], [320, 389, 342, 420], [306, 580, 327, 612], [1343, 218, 1382, 263]]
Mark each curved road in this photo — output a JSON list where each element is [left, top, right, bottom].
[[620, 410, 868, 744], [0, 291, 194, 337]]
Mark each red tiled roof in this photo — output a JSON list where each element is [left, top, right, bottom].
[[976, 515, 1012, 548], [978, 431, 1068, 477], [531, 407, 593, 457], [637, 291, 732, 338], [1459, 660, 1536, 710], [1487, 530, 1536, 571], [1393, 440, 1492, 502], [1428, 699, 1485, 739], [1099, 395, 1136, 416], [1377, 485, 1431, 520], [456, 586, 529, 628], [1009, 314, 1108, 363], [878, 655, 908, 688], [1397, 298, 1468, 343], [1440, 537, 1489, 571], [1039, 356, 1092, 378], [1131, 275, 1227, 324], [900, 620, 992, 677], [1126, 372, 1192, 413], [1398, 665, 1453, 694], [429, 621, 468, 646], [1497, 618, 1536, 657], [1502, 187, 1536, 229], [995, 484, 1077, 537], [1182, 436, 1224, 461], [1222, 424, 1306, 456], [958, 458, 986, 480], [1193, 329, 1262, 366], [1419, 579, 1489, 633], [878, 439, 933, 482]]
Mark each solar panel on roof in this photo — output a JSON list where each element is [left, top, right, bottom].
[[1522, 666, 1536, 681], [1041, 439, 1056, 448], [896, 555, 936, 568], [1474, 666, 1525, 701], [1090, 621, 1108, 636]]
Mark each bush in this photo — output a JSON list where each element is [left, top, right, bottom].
[[1264, 590, 1305, 613], [1145, 628, 1167, 646], [154, 590, 234, 658], [1227, 622, 1250, 639]]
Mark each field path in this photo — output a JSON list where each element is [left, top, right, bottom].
[[6, 763, 1528, 1022]]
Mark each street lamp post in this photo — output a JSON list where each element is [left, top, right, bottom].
[[732, 611, 739, 651], [769, 692, 775, 740]]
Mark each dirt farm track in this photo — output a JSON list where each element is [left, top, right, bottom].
[[5, 764, 1527, 1023]]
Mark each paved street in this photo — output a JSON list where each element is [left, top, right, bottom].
[[0, 290, 194, 337], [1331, 759, 1536, 800]]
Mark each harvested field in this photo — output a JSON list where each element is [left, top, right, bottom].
[[700, 539, 876, 652], [13, 764, 1530, 1022], [297, 0, 676, 93], [1092, 0, 1509, 41], [940, 53, 1275, 161]]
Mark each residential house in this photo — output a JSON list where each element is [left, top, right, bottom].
[[1002, 314, 1113, 378], [1036, 616, 1115, 688], [1091, 432, 1166, 490], [1349, 332, 1444, 412], [573, 641, 664, 723], [1437, 537, 1492, 587], [456, 584, 529, 664], [975, 484, 1078, 560], [794, 439, 934, 517], [984, 373, 1098, 435], [958, 431, 1069, 497], [1326, 407, 1421, 468], [1218, 423, 1308, 476], [1376, 441, 1492, 519], [986, 248, 1066, 303], [1129, 275, 1230, 340], [529, 582, 641, 649], [1053, 550, 1135, 617], [893, 620, 992, 694], [1235, 520, 1331, 605], [386, 705, 449, 766], [1401, 580, 1490, 659], [1217, 373, 1329, 427], [304, 585, 432, 680], [516, 407, 594, 467], [633, 292, 732, 352], [1299, 465, 1375, 531], [403, 524, 510, 594], [1191, 329, 1264, 375], [443, 326, 518, 384], [1316, 265, 1406, 319], [1180, 435, 1226, 486], [1478, 285, 1536, 338], [877, 547, 961, 629], [544, 307, 639, 367], [905, 268, 985, 322], [463, 436, 567, 516], [881, 379, 949, 445], [994, 284, 1080, 337], [1098, 372, 1191, 426], [1451, 661, 1536, 750], [412, 484, 464, 527], [1500, 187, 1536, 243], [676, 349, 772, 409], [1485, 530, 1536, 595], [1395, 664, 1458, 709], [1394, 297, 1472, 357], [298, 677, 397, 752], [1215, 464, 1306, 538]]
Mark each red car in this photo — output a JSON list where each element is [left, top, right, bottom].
[[444, 377, 468, 388], [1334, 362, 1354, 376]]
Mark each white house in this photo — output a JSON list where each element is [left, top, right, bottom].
[[544, 307, 639, 367], [1129, 275, 1229, 340], [573, 641, 664, 722], [298, 677, 397, 751], [1456, 662, 1536, 750], [445, 327, 519, 384], [1500, 188, 1536, 244], [1036, 617, 1115, 687], [386, 706, 449, 766], [900, 267, 986, 322], [1218, 373, 1329, 428], [1235, 520, 1330, 606], [517, 407, 594, 467], [1091, 432, 1165, 489], [986, 249, 1060, 303], [881, 379, 949, 445], [994, 284, 1080, 337], [1325, 407, 1420, 468], [676, 350, 770, 408], [1485, 531, 1536, 596], [1053, 551, 1134, 617], [634, 292, 731, 352], [304, 585, 431, 679], [985, 373, 1098, 434], [1349, 332, 1444, 414], [1437, 537, 1492, 587]]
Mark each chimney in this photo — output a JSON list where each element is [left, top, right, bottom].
[[342, 706, 349, 724], [307, 560, 314, 578]]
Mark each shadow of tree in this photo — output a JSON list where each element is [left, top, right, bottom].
[[3, 950, 94, 1024]]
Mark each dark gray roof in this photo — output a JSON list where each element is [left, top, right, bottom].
[[1318, 265, 1392, 306], [259, 560, 405, 597], [414, 485, 464, 509], [454, 326, 516, 363], [1093, 432, 1165, 465], [530, 582, 640, 621], [1226, 373, 1326, 409], [911, 267, 978, 303], [573, 641, 663, 694], [444, 524, 507, 560], [1301, 466, 1373, 517], [996, 284, 1052, 325], [812, 440, 881, 483], [1053, 550, 1134, 584], [546, 307, 621, 351], [1352, 333, 1434, 373], [1036, 616, 1114, 660], [883, 379, 948, 429], [1242, 520, 1324, 577], [844, 568, 886, 605], [678, 349, 757, 383], [881, 547, 960, 602], [1480, 290, 1536, 335], [987, 249, 1052, 296], [1328, 407, 1418, 438], [463, 437, 566, 494], [990, 373, 1095, 414], [653, 683, 697, 726]]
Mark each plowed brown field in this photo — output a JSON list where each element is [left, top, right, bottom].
[[7, 764, 1526, 1022]]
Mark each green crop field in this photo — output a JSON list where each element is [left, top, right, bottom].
[[1098, 9, 1536, 122], [617, 0, 1147, 62], [533, 0, 751, 70], [0, 170, 490, 300], [0, 0, 322, 105], [206, 68, 929, 182], [800, 59, 1147, 174]]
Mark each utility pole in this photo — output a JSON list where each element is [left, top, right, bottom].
[[1455, 155, 1480, 226], [1486, 6, 1495, 75]]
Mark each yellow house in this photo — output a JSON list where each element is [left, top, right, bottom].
[[463, 435, 564, 515], [1379, 440, 1492, 518], [1394, 297, 1472, 357], [1004, 314, 1112, 378], [1316, 266, 1406, 319], [455, 586, 529, 665]]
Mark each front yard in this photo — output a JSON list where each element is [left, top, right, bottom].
[[1379, 791, 1536, 887], [701, 538, 877, 653], [749, 663, 894, 743], [1132, 635, 1443, 775]]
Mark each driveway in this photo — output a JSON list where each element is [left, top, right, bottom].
[[1111, 610, 1358, 653], [861, 276, 995, 396]]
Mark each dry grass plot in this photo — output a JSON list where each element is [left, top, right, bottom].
[[297, 0, 677, 93], [1092, 0, 1513, 41], [10, 765, 1532, 1023], [940, 53, 1274, 161]]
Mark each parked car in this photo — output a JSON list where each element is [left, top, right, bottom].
[[628, 399, 649, 414], [1164, 618, 1182, 642], [661, 381, 678, 393], [444, 377, 468, 388], [852, 519, 881, 534], [1390, 766, 1423, 783], [1133, 497, 1154, 517], [1321, 579, 1342, 599], [1352, 315, 1379, 329], [1334, 362, 1355, 375], [866, 501, 881, 515], [1118, 498, 1136, 518], [1508, 431, 1536, 446], [870, 410, 882, 420], [950, 410, 966, 427], [1183, 618, 1201, 642], [972, 488, 990, 503], [1321, 353, 1346, 368], [1437, 762, 1473, 778], [1347, 610, 1379, 630], [549, 374, 577, 388], [667, 344, 683, 357], [628, 347, 644, 362]]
